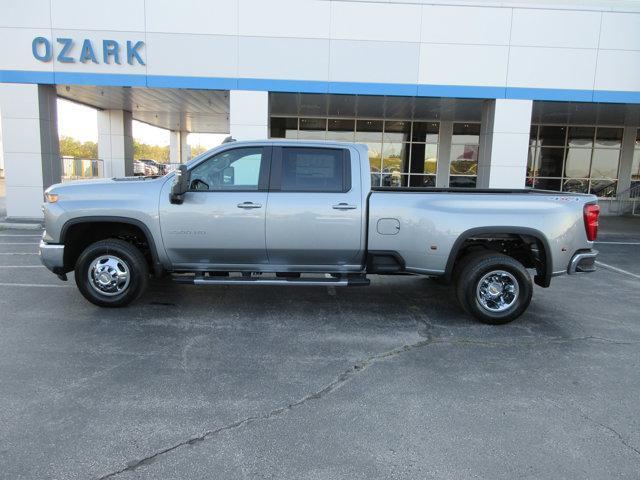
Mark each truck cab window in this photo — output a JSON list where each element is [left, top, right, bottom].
[[280, 147, 347, 192], [190, 147, 263, 191]]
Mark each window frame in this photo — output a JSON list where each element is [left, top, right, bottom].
[[269, 146, 352, 193], [186, 146, 272, 193], [526, 123, 623, 198]]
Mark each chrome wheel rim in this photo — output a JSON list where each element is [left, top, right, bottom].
[[88, 255, 131, 296], [476, 270, 519, 313]]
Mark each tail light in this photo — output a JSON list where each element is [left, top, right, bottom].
[[583, 203, 600, 241]]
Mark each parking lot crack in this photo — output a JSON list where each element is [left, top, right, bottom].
[[547, 400, 640, 458], [95, 337, 435, 479], [96, 333, 637, 479]]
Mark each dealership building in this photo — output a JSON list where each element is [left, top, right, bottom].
[[1, 0, 640, 218]]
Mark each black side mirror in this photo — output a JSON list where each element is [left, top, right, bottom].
[[170, 165, 190, 204]]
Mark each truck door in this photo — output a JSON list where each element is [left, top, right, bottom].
[[159, 146, 271, 267], [265, 146, 363, 268]]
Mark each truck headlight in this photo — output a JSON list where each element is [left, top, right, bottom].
[[44, 192, 59, 203]]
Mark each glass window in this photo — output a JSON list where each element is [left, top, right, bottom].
[[381, 173, 407, 188], [537, 148, 564, 177], [563, 179, 589, 194], [526, 123, 624, 197], [355, 120, 383, 142], [423, 144, 438, 174], [589, 180, 617, 198], [298, 118, 326, 140], [409, 175, 436, 188], [270, 117, 297, 139], [449, 145, 478, 175], [527, 147, 539, 177], [412, 122, 439, 143], [632, 150, 640, 181], [327, 119, 355, 141], [190, 147, 263, 191], [365, 142, 383, 174], [539, 126, 566, 147], [567, 126, 594, 148], [409, 144, 438, 176], [564, 148, 591, 178], [534, 178, 562, 191], [382, 143, 408, 174], [383, 121, 411, 143], [595, 127, 623, 148], [590, 149, 620, 179], [280, 147, 346, 192], [452, 123, 480, 145], [449, 176, 477, 188]]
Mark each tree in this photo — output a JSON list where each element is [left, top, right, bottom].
[[190, 144, 208, 157], [133, 140, 169, 162], [59, 136, 98, 159]]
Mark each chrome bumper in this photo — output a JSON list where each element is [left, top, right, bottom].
[[39, 240, 65, 272], [568, 249, 598, 275]]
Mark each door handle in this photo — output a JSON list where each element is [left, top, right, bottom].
[[332, 203, 357, 210], [237, 202, 262, 209]]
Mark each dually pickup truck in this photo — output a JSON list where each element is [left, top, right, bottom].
[[40, 140, 600, 324]]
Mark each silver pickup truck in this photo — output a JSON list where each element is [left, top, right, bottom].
[[40, 140, 600, 324]]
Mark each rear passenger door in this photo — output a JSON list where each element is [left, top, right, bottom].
[[265, 146, 363, 268]]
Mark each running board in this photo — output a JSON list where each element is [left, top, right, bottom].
[[172, 275, 369, 287]]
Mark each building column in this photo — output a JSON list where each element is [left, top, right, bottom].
[[617, 126, 637, 197], [436, 121, 453, 187], [229, 90, 268, 140], [0, 83, 60, 219], [477, 99, 533, 189], [169, 130, 190, 163], [98, 109, 133, 178]]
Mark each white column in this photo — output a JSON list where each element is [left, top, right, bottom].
[[180, 131, 190, 162], [477, 99, 533, 189], [617, 126, 638, 197], [98, 109, 133, 178], [436, 121, 453, 187], [169, 130, 191, 163], [170, 130, 180, 163], [0, 83, 60, 219], [229, 90, 268, 140]]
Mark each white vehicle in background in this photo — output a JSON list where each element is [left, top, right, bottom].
[[133, 160, 146, 176], [138, 159, 160, 176]]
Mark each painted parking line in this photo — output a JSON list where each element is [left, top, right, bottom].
[[1, 265, 45, 268], [0, 282, 71, 288], [595, 241, 640, 245], [0, 242, 40, 245], [596, 261, 640, 280]]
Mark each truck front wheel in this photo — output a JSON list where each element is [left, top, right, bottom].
[[455, 252, 532, 325], [75, 239, 149, 307]]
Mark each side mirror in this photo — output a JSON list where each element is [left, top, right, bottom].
[[170, 165, 190, 204]]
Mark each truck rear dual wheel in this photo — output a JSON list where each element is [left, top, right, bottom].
[[454, 251, 532, 325], [75, 239, 149, 307]]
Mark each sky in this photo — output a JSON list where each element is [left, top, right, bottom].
[[57, 98, 226, 148]]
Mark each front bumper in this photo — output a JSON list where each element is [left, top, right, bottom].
[[567, 249, 598, 274], [39, 240, 65, 273]]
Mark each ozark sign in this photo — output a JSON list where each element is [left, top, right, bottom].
[[32, 37, 145, 65]]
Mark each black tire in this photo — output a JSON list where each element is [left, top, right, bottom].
[[75, 239, 149, 307], [454, 251, 532, 325]]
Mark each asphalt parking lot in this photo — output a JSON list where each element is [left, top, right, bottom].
[[1, 218, 639, 479]]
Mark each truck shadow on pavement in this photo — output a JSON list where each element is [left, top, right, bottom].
[[110, 273, 574, 345]]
